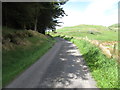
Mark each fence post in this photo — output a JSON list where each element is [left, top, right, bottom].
[[113, 43, 116, 53]]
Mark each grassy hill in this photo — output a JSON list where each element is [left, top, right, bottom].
[[109, 24, 118, 28], [51, 24, 119, 88], [57, 24, 118, 41], [108, 24, 119, 32], [55, 24, 119, 58], [2, 27, 55, 86]]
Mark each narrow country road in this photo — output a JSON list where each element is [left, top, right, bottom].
[[6, 37, 97, 88]]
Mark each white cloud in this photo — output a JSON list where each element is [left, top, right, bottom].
[[59, 0, 118, 27]]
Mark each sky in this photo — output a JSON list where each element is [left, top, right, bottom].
[[58, 0, 119, 28]]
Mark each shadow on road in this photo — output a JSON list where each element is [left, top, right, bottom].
[[37, 39, 93, 88]]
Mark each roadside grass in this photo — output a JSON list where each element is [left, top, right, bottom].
[[51, 24, 119, 88], [2, 27, 55, 86], [63, 36, 118, 88]]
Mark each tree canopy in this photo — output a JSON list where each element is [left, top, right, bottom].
[[2, 1, 67, 34]]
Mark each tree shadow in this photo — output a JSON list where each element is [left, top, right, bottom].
[[37, 39, 95, 88]]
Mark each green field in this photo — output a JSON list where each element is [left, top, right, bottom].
[[51, 24, 119, 88], [56, 24, 118, 41], [2, 27, 55, 86]]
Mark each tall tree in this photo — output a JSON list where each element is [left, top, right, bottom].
[[2, 1, 68, 34]]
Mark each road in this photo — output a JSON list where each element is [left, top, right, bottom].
[[6, 37, 97, 88]]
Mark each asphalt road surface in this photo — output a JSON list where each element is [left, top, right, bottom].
[[6, 37, 97, 88]]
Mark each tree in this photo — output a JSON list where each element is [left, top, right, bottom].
[[2, 1, 68, 34]]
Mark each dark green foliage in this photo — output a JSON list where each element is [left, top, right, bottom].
[[2, 2, 67, 34], [62, 36, 73, 41]]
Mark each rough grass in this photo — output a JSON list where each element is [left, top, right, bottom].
[[2, 27, 55, 86], [51, 24, 119, 88], [56, 24, 118, 41], [63, 36, 118, 88]]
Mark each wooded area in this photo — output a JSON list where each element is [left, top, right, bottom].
[[2, 1, 67, 34]]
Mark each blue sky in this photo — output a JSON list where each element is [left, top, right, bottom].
[[58, 0, 118, 27], [62, 1, 91, 12]]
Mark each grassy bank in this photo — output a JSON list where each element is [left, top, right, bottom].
[[51, 24, 119, 88], [63, 36, 118, 88], [2, 27, 55, 86]]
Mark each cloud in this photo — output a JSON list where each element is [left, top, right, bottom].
[[60, 0, 118, 27]]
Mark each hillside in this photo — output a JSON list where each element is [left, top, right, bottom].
[[2, 27, 55, 86], [108, 24, 119, 31], [51, 24, 119, 88], [56, 24, 118, 58], [109, 24, 118, 28], [57, 24, 118, 41]]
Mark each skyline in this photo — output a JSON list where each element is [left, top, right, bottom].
[[58, 0, 118, 28]]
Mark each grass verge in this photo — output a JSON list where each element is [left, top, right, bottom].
[[63, 36, 118, 88], [2, 27, 55, 86]]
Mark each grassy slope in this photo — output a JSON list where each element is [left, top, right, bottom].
[[109, 24, 118, 28], [60, 36, 118, 88], [57, 24, 118, 41], [71, 39, 118, 88], [2, 27, 55, 86], [52, 24, 119, 88]]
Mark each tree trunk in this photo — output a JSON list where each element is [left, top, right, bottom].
[[34, 16, 38, 31]]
